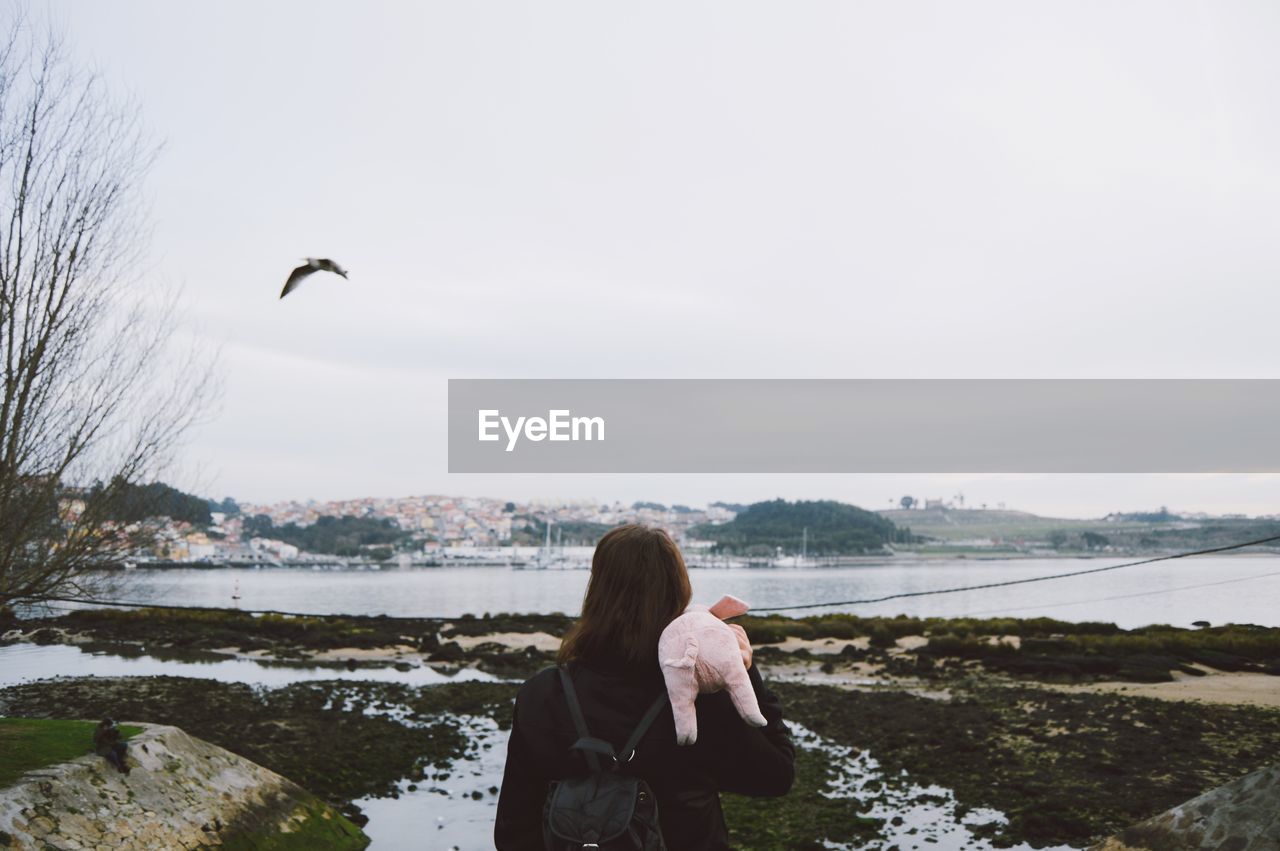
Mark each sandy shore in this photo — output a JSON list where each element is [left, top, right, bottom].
[[758, 636, 870, 654], [451, 630, 562, 652], [1050, 668, 1280, 709]]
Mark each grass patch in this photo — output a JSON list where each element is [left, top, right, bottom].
[[0, 718, 142, 787], [219, 799, 369, 851]]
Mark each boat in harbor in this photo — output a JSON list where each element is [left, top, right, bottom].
[[770, 527, 809, 567], [516, 521, 589, 570]]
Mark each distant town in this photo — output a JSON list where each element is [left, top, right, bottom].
[[202, 496, 733, 562], [109, 487, 1280, 567]]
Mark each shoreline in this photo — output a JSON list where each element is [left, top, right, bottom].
[[3, 609, 1279, 849], [94, 547, 1280, 571]]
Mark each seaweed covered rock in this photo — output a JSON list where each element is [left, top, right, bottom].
[[1091, 763, 1280, 851]]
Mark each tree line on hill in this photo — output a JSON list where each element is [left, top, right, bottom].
[[88, 479, 240, 527], [690, 499, 915, 556]]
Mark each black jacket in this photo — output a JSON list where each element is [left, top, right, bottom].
[[495, 658, 795, 850]]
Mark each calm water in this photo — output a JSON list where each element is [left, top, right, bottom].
[[60, 556, 1280, 628], [0, 643, 497, 691]]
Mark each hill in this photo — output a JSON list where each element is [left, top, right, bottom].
[[876, 506, 1280, 553], [91, 479, 214, 526], [690, 499, 909, 555], [240, 514, 411, 557], [876, 507, 1099, 542]]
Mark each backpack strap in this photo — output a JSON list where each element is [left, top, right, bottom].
[[560, 666, 670, 770], [618, 692, 669, 763], [569, 736, 620, 762], [558, 665, 602, 772]]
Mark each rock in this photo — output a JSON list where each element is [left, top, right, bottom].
[[0, 724, 368, 850], [1090, 763, 1280, 850], [427, 641, 465, 662]]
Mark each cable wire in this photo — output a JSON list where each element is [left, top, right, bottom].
[[750, 534, 1280, 613], [955, 569, 1280, 618]]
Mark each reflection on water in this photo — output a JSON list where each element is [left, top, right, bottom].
[[0, 643, 497, 690], [357, 715, 507, 851], [59, 556, 1280, 628]]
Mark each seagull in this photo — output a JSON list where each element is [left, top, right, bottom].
[[280, 258, 349, 299]]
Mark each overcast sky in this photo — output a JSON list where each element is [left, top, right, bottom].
[[35, 1, 1280, 516]]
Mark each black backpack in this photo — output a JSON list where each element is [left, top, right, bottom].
[[542, 666, 669, 851]]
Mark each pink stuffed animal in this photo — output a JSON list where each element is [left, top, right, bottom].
[[658, 594, 767, 745]]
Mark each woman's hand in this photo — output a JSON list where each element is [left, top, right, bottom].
[[727, 623, 753, 669]]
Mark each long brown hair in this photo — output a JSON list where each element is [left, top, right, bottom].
[[558, 524, 692, 669]]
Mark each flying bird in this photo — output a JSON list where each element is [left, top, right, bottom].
[[280, 258, 349, 299]]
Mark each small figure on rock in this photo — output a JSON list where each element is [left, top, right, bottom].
[[93, 718, 130, 774]]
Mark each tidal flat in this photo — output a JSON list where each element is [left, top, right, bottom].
[[2, 609, 1279, 849]]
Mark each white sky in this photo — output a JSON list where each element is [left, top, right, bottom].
[[36, 1, 1280, 517]]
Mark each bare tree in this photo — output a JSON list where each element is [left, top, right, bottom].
[[0, 22, 214, 605]]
